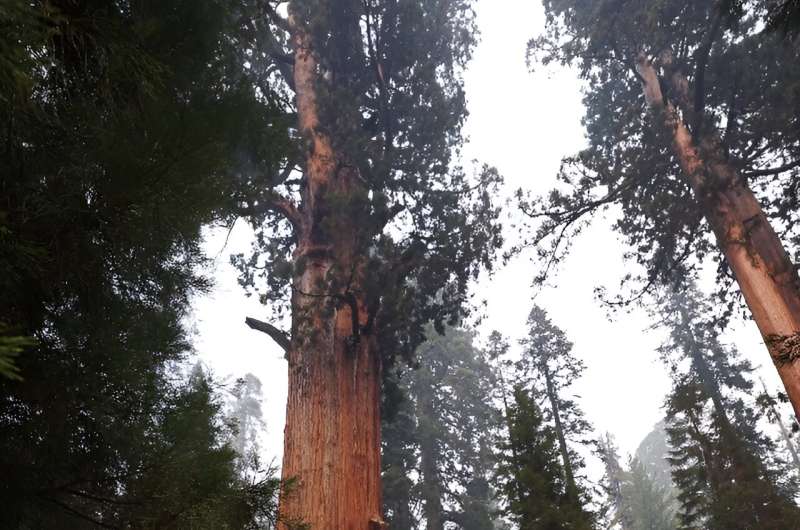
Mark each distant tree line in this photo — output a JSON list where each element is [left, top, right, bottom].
[[382, 290, 800, 529]]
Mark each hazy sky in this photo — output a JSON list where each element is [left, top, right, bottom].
[[190, 0, 782, 467]]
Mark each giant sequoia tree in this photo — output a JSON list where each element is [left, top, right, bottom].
[[238, 2, 501, 527], [529, 0, 800, 416]]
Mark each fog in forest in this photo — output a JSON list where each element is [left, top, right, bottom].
[[3, 0, 800, 528]]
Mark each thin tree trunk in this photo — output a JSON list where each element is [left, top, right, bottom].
[[542, 363, 578, 501], [495, 363, 526, 508], [675, 300, 762, 488], [674, 300, 731, 428], [416, 382, 445, 530], [277, 10, 384, 530], [760, 377, 800, 475], [636, 54, 800, 420]]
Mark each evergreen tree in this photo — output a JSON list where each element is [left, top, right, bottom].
[[597, 433, 633, 530], [757, 377, 800, 480], [655, 284, 800, 528], [495, 386, 588, 530], [516, 305, 595, 527], [381, 327, 499, 530], [113, 364, 281, 529], [238, 1, 502, 526], [231, 373, 267, 476], [598, 430, 679, 530], [635, 422, 678, 500], [0, 1, 286, 526], [529, 0, 800, 415], [620, 458, 678, 530], [381, 374, 419, 530]]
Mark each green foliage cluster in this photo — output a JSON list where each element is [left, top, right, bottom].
[[0, 0, 286, 526], [599, 429, 678, 530], [496, 386, 592, 530], [517, 306, 595, 522], [492, 308, 595, 530], [620, 458, 678, 530]]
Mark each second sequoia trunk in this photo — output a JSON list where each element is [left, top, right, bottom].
[[636, 54, 800, 419]]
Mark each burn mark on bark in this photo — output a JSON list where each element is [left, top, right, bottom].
[[767, 332, 800, 366]]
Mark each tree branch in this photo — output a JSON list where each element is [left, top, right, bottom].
[[245, 317, 290, 353], [256, 2, 295, 90], [237, 191, 302, 232], [39, 496, 120, 529], [744, 159, 800, 178], [262, 1, 291, 34]]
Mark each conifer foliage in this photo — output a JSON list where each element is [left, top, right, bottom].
[[529, 0, 800, 415], [494, 308, 595, 529], [518, 306, 595, 524], [237, 1, 501, 526], [496, 385, 581, 529], [0, 0, 285, 526], [598, 430, 678, 530]]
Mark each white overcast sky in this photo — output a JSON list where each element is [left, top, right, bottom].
[[190, 0, 785, 465]]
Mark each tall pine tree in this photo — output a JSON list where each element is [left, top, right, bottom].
[[495, 385, 589, 530], [516, 305, 595, 527], [619, 458, 678, 530]]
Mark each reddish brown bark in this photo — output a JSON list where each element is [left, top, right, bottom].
[[276, 10, 384, 530], [279, 297, 382, 530], [636, 54, 800, 419]]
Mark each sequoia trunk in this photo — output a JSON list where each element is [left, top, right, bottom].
[[279, 290, 382, 529], [277, 9, 384, 529], [636, 55, 800, 419]]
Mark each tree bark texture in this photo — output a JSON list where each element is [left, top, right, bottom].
[[277, 11, 383, 530], [636, 54, 800, 419]]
